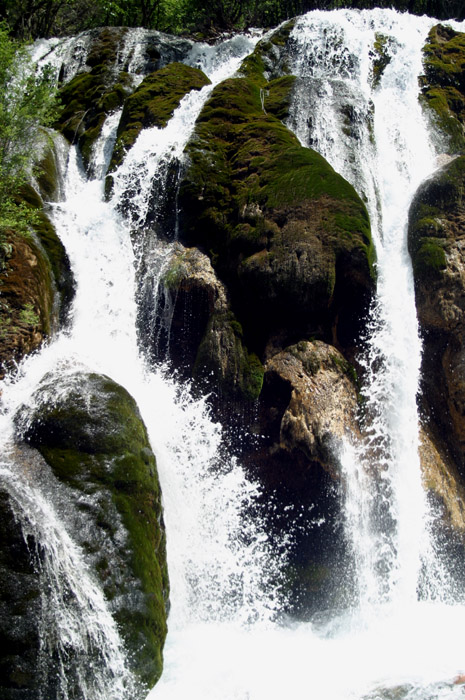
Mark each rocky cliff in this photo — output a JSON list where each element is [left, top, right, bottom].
[[3, 16, 465, 695]]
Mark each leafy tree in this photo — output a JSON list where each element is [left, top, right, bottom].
[[0, 23, 58, 248]]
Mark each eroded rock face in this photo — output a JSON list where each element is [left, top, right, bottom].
[[0, 231, 54, 378], [252, 340, 359, 486], [420, 24, 465, 153], [14, 371, 169, 693], [0, 486, 42, 700], [408, 156, 465, 473], [151, 244, 264, 400], [264, 340, 359, 474]]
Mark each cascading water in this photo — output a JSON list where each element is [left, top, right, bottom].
[[287, 9, 458, 613], [3, 10, 465, 700]]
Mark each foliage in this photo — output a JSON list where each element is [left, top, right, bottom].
[[1, 0, 464, 40], [0, 23, 58, 250]]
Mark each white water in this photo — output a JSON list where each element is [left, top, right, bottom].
[[3, 11, 465, 700], [287, 9, 459, 613]]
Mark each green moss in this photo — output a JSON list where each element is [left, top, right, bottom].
[[109, 63, 210, 172], [19, 303, 39, 326], [371, 33, 394, 88], [18, 372, 168, 688], [421, 25, 465, 153], [415, 238, 447, 275]]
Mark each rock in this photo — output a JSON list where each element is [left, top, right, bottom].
[[109, 62, 211, 172], [14, 371, 169, 692], [0, 180, 74, 378], [408, 156, 465, 472], [152, 244, 264, 400], [420, 24, 465, 154], [245, 339, 360, 616], [178, 34, 375, 361], [55, 27, 133, 173], [0, 486, 42, 700], [259, 340, 359, 479], [419, 424, 465, 532]]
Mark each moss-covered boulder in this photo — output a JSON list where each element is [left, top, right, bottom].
[[14, 371, 169, 692], [178, 40, 374, 361], [55, 27, 132, 172], [408, 155, 465, 474], [109, 62, 211, 172], [420, 24, 465, 153]]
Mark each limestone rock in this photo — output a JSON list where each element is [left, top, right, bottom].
[[153, 244, 264, 400], [408, 155, 465, 471], [419, 424, 465, 532], [178, 36, 375, 360], [263, 340, 359, 475], [14, 371, 169, 692]]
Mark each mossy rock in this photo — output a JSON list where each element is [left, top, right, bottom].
[[370, 33, 395, 88], [193, 310, 264, 401], [19, 184, 74, 319], [178, 54, 374, 355], [108, 62, 211, 172], [0, 228, 53, 378], [15, 371, 169, 690], [409, 155, 465, 279], [55, 28, 133, 172], [421, 24, 465, 153]]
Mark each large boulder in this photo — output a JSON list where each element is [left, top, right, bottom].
[[178, 33, 375, 368], [14, 370, 169, 693]]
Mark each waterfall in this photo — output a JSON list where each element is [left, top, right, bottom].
[[287, 8, 457, 612], [3, 10, 465, 700]]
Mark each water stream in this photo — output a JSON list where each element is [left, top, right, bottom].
[[2, 9, 465, 700]]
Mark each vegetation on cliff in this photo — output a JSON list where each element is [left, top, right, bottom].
[[420, 24, 465, 153], [0, 23, 58, 247]]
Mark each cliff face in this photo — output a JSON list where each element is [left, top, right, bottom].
[[3, 16, 465, 694]]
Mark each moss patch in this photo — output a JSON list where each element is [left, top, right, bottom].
[[17, 372, 169, 689], [179, 50, 374, 355], [409, 155, 465, 280], [109, 63, 211, 172], [420, 24, 465, 153]]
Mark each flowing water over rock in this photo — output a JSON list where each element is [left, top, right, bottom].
[[3, 9, 465, 700]]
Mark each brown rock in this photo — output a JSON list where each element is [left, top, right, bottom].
[[262, 340, 359, 477], [0, 231, 54, 378]]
